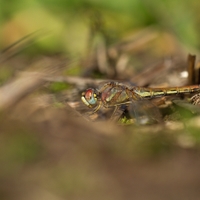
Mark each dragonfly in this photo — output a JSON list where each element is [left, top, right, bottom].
[[81, 81, 200, 123]]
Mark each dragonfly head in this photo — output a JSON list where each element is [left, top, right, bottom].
[[81, 88, 99, 108]]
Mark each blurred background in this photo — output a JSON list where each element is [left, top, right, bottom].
[[1, 1, 200, 200], [1, 0, 200, 82], [1, 0, 200, 52]]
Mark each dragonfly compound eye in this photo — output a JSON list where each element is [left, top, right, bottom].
[[81, 88, 97, 107]]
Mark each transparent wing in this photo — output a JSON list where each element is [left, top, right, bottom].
[[129, 99, 163, 125]]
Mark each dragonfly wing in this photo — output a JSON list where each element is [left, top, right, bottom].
[[173, 99, 200, 116], [129, 99, 163, 125]]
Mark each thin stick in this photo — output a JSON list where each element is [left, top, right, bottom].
[[195, 61, 200, 85], [187, 54, 196, 85]]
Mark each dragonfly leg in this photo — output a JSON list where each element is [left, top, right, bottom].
[[92, 101, 102, 113], [110, 105, 125, 122], [83, 101, 102, 121]]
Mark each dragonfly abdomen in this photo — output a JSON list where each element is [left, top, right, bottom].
[[134, 85, 200, 98]]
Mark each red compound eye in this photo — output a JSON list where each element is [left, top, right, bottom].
[[85, 89, 93, 100]]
